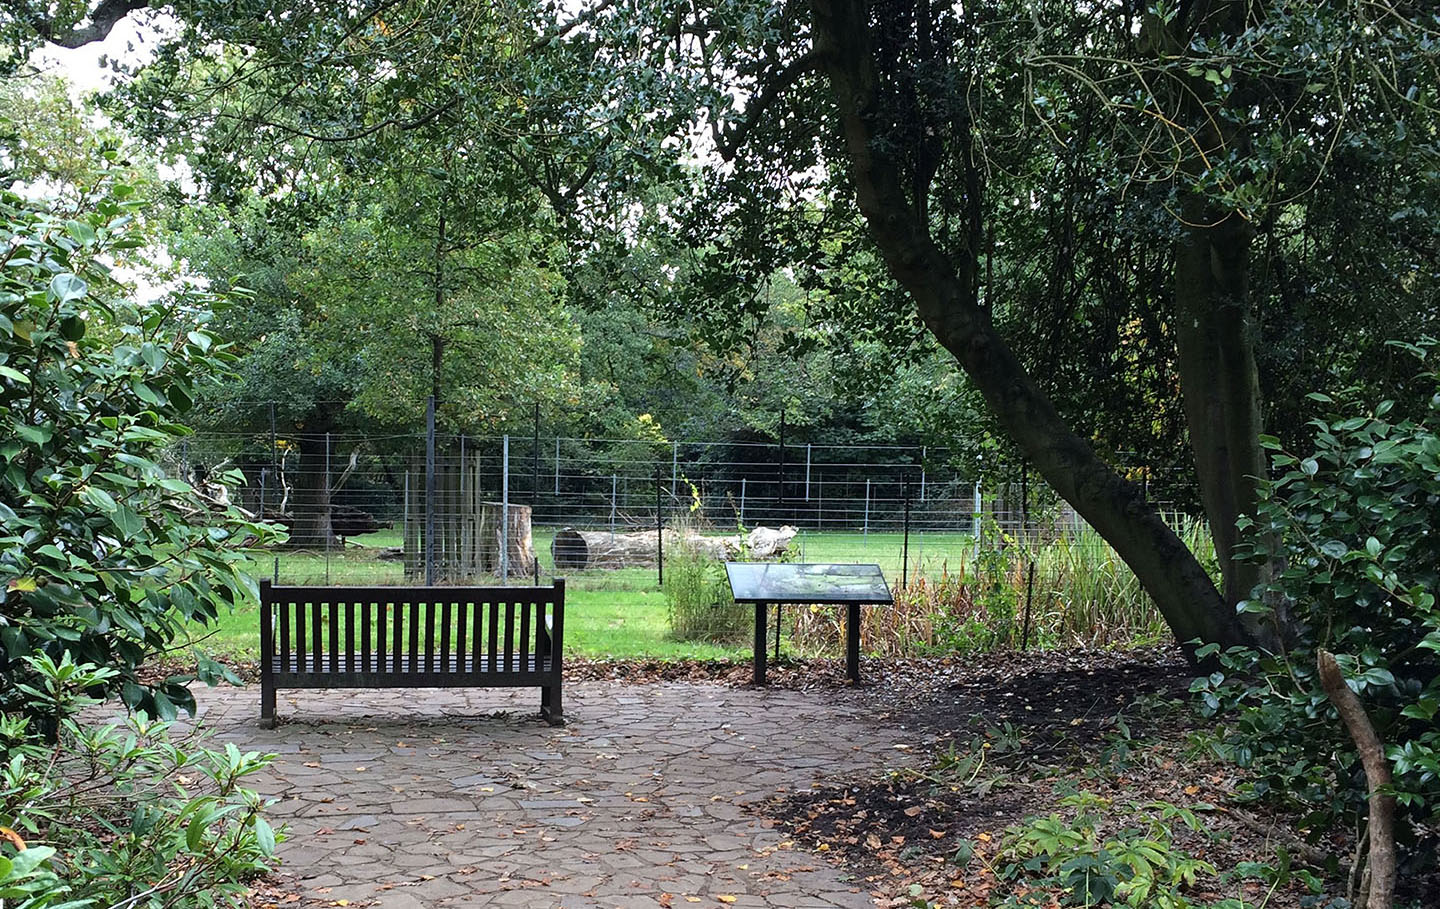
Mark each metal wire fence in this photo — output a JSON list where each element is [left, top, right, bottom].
[[173, 404, 1200, 605]]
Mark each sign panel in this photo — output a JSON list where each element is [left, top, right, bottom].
[[724, 562, 892, 605]]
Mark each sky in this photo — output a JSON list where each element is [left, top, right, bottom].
[[28, 11, 166, 97]]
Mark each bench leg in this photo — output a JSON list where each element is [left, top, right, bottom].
[[540, 683, 564, 726], [260, 680, 276, 729]]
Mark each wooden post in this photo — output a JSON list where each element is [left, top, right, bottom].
[[847, 602, 861, 683], [259, 580, 275, 727], [425, 396, 436, 586], [753, 602, 768, 686]]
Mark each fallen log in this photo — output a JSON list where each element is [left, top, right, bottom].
[[551, 525, 796, 571]]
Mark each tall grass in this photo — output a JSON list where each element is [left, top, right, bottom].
[[662, 534, 751, 644], [793, 517, 1214, 656]]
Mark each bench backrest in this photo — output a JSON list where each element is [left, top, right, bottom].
[[259, 580, 565, 678]]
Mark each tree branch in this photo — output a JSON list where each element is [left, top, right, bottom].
[[1317, 649, 1397, 909], [712, 49, 823, 161], [526, 0, 618, 54], [23, 0, 149, 48]]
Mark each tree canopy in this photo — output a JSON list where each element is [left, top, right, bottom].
[[4, 0, 1438, 654]]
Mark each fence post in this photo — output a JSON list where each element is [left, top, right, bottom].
[[777, 412, 785, 504], [655, 467, 663, 588], [425, 396, 436, 585], [554, 437, 561, 495], [671, 441, 678, 498], [805, 443, 812, 502], [501, 434, 510, 581], [740, 477, 746, 526], [863, 478, 870, 541], [920, 446, 927, 502], [533, 402, 540, 501], [972, 479, 983, 560], [902, 477, 911, 589], [324, 431, 331, 585], [610, 473, 618, 539], [267, 401, 277, 518]]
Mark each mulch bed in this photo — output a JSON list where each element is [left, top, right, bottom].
[[755, 647, 1361, 908]]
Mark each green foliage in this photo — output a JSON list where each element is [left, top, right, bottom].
[[1191, 341, 1440, 857], [663, 534, 749, 645], [0, 177, 280, 720], [991, 790, 1323, 909], [0, 653, 280, 909], [994, 791, 1216, 908]]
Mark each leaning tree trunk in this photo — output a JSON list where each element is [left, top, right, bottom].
[[286, 432, 337, 549], [809, 0, 1252, 655]]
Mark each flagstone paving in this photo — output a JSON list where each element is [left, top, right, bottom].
[[191, 682, 927, 909]]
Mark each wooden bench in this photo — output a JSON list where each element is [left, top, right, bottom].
[[259, 579, 565, 727]]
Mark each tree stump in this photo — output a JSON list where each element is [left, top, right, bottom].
[[476, 502, 537, 579]]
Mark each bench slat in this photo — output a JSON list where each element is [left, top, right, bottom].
[[423, 600, 434, 674], [487, 600, 499, 674], [504, 602, 515, 673]]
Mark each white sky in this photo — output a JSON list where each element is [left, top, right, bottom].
[[27, 11, 166, 97]]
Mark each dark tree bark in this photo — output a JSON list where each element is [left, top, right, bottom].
[[1173, 203, 1272, 632], [18, 0, 148, 48], [808, 0, 1252, 653], [286, 431, 337, 550], [1160, 0, 1280, 644]]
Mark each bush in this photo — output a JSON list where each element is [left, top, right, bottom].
[[0, 652, 281, 909], [0, 176, 280, 721], [1191, 340, 1440, 884]]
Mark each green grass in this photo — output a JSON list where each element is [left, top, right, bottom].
[[191, 527, 978, 661]]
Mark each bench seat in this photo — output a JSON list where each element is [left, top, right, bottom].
[[260, 579, 565, 727]]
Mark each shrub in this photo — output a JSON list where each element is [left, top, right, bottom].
[[1191, 340, 1440, 888], [0, 652, 281, 908], [0, 176, 280, 721]]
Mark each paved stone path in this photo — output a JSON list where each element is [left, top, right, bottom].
[[194, 682, 922, 909]]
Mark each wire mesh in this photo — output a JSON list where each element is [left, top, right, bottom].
[[170, 409, 1201, 608]]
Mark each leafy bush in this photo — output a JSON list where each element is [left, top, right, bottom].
[[0, 652, 280, 909], [989, 791, 1319, 909], [0, 176, 279, 721], [993, 791, 1216, 908], [1191, 340, 1440, 877]]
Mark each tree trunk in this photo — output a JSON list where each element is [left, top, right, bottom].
[[1159, 0, 1283, 646], [1317, 650, 1397, 909], [286, 432, 337, 549], [1173, 201, 1276, 643], [476, 503, 537, 579], [808, 0, 1252, 654]]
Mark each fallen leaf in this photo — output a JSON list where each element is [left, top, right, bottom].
[[717, 897, 737, 904], [903, 806, 923, 817]]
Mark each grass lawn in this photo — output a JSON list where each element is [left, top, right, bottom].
[[190, 527, 977, 661]]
